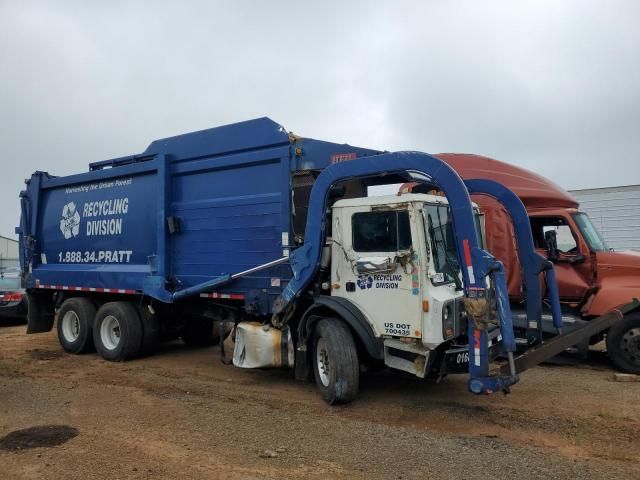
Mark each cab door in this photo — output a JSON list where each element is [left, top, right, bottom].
[[331, 206, 423, 338], [529, 214, 593, 301]]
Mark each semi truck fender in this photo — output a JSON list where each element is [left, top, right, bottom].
[[26, 290, 56, 334], [298, 296, 384, 360]]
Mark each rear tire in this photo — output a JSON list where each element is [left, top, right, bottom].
[[56, 298, 96, 354], [93, 302, 143, 361], [312, 318, 359, 405], [607, 313, 640, 374]]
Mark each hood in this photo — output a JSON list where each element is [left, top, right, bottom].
[[596, 250, 640, 278]]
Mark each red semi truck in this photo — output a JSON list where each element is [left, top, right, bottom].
[[401, 154, 640, 374]]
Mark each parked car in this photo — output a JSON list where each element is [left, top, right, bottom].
[[0, 268, 27, 322]]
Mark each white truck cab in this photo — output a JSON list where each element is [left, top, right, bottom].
[[330, 193, 479, 377]]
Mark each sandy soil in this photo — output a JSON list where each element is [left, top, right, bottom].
[[0, 323, 638, 479]]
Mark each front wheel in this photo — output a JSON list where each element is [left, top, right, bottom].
[[607, 313, 640, 374], [313, 319, 359, 405]]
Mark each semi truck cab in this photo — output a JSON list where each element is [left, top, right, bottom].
[[527, 207, 640, 372]]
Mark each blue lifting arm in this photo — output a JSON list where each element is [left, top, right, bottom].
[[464, 179, 564, 337], [278, 151, 519, 394]]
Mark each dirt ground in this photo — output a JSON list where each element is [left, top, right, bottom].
[[0, 322, 638, 480]]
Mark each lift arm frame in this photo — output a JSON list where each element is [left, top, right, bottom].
[[279, 151, 518, 394]]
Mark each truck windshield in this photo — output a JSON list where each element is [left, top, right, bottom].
[[572, 212, 609, 252], [424, 204, 461, 285]]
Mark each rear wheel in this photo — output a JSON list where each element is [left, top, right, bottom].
[[607, 313, 640, 374], [93, 302, 143, 361], [313, 318, 359, 405], [56, 298, 96, 354]]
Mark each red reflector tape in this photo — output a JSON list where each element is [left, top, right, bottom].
[[462, 239, 476, 284]]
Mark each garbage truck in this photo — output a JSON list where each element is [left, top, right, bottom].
[[18, 118, 637, 404], [401, 153, 640, 374]]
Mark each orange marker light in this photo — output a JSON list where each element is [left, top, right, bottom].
[[422, 300, 429, 312]]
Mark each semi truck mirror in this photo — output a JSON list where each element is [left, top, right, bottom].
[[544, 230, 559, 261], [567, 253, 587, 265]]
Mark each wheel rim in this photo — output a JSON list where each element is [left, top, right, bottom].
[[621, 327, 640, 364], [101, 315, 121, 350], [316, 337, 330, 387], [61, 311, 81, 343]]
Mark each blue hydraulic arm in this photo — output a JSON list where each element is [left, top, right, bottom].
[[278, 151, 519, 394], [464, 179, 563, 338]]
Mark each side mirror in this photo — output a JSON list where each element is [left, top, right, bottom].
[[544, 230, 559, 261]]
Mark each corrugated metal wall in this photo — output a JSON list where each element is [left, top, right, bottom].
[[570, 185, 640, 251], [0, 235, 19, 271]]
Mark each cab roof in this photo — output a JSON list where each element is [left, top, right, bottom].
[[436, 153, 578, 209]]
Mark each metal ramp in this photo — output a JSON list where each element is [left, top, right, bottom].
[[499, 300, 639, 375]]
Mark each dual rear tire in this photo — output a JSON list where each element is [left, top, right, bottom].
[[57, 298, 96, 354], [56, 299, 157, 361], [93, 302, 144, 361]]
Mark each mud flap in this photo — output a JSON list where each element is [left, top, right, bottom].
[[26, 291, 55, 334]]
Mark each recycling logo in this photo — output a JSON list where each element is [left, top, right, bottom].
[[60, 201, 81, 239], [357, 275, 373, 290]]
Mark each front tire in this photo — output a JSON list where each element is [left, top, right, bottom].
[[93, 302, 143, 361], [313, 318, 359, 405], [607, 313, 640, 374], [56, 297, 96, 354]]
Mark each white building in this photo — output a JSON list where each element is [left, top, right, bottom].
[[570, 185, 640, 251], [0, 235, 19, 271]]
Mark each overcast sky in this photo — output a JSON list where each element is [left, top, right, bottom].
[[1, 1, 639, 238]]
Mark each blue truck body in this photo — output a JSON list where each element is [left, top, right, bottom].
[[18, 118, 380, 314]]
